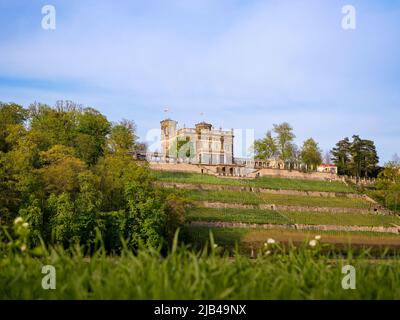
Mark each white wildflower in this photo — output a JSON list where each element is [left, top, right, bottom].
[[20, 244, 27, 252], [309, 239, 317, 247], [265, 250, 271, 256], [22, 222, 29, 228], [14, 217, 23, 225], [315, 235, 321, 240], [267, 238, 276, 244], [213, 244, 218, 248]]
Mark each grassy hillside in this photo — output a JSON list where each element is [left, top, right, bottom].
[[152, 170, 354, 193], [178, 189, 371, 208], [187, 207, 400, 227], [154, 169, 400, 251], [188, 207, 290, 224]]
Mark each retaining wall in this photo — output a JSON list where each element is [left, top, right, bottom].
[[199, 201, 388, 215], [156, 181, 367, 199], [250, 168, 338, 181], [150, 162, 339, 181], [189, 221, 400, 235]]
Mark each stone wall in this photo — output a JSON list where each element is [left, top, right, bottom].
[[156, 181, 366, 199], [149, 163, 203, 173], [250, 168, 338, 181], [199, 201, 391, 215], [150, 162, 340, 181], [189, 221, 400, 235], [149, 163, 242, 175]]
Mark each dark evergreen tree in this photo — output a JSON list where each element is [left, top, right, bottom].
[[331, 136, 379, 178], [331, 137, 352, 175]]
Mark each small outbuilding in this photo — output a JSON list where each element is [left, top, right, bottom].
[[317, 163, 338, 174]]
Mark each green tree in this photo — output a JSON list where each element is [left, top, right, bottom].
[[19, 197, 43, 247], [47, 172, 100, 247], [376, 162, 400, 210], [0, 151, 20, 223], [37, 145, 87, 197], [94, 153, 152, 211], [75, 108, 111, 165], [123, 181, 166, 249], [332, 136, 379, 178], [108, 120, 137, 154], [164, 193, 188, 243], [0, 102, 28, 152], [28, 102, 78, 151], [350, 135, 379, 178], [273, 122, 296, 165], [74, 171, 102, 246], [300, 138, 322, 171], [389, 181, 400, 211], [254, 131, 278, 160], [0, 101, 185, 252], [2, 126, 40, 218], [28, 102, 110, 166], [331, 137, 352, 175], [48, 193, 76, 245]]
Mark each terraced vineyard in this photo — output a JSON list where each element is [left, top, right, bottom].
[[152, 170, 354, 192], [178, 189, 373, 208], [187, 207, 400, 227], [153, 170, 400, 252]]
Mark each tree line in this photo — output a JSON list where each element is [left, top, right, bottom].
[[331, 136, 380, 178], [253, 122, 380, 178], [253, 122, 323, 171], [374, 160, 400, 211], [0, 101, 185, 252]]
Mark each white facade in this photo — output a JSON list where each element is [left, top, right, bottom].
[[160, 119, 234, 165], [317, 163, 338, 174]]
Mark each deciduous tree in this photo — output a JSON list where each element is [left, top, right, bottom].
[[300, 138, 322, 171], [273, 122, 296, 164], [254, 131, 278, 160]]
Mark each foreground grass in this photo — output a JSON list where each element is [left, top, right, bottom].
[[152, 170, 353, 193], [187, 207, 400, 227], [181, 189, 371, 208], [2, 241, 400, 299]]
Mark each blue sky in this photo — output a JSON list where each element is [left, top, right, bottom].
[[0, 0, 399, 162]]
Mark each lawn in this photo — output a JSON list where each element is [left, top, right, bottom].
[[180, 189, 371, 208], [186, 207, 400, 227], [2, 240, 400, 299], [152, 170, 354, 193]]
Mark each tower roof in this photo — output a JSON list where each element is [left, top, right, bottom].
[[160, 118, 177, 124], [195, 121, 212, 131]]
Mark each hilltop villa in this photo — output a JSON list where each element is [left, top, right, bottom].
[[160, 119, 234, 165], [135, 118, 337, 180]]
